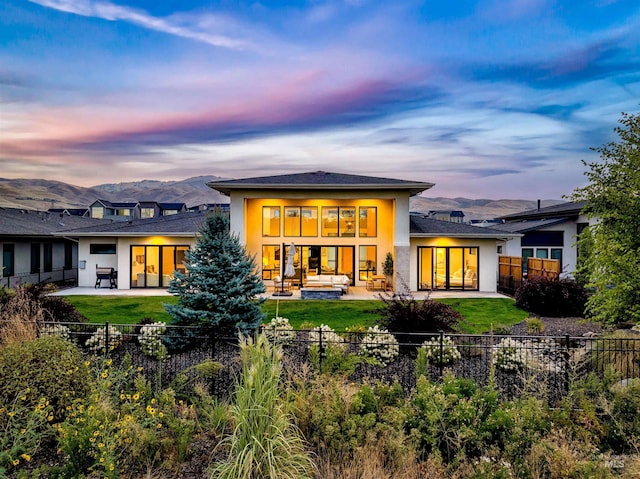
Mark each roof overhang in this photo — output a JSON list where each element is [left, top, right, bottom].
[[207, 181, 434, 197]]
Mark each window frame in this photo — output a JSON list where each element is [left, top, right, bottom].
[[358, 206, 377, 237], [262, 206, 281, 237]]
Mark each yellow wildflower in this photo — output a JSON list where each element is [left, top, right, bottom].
[[132, 393, 139, 401], [12, 459, 19, 466], [21, 453, 31, 462]]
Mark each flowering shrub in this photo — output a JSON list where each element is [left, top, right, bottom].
[[85, 324, 123, 355], [359, 326, 399, 367], [40, 323, 71, 341], [420, 336, 461, 366], [0, 390, 54, 476], [261, 317, 295, 346], [138, 322, 169, 360], [308, 324, 345, 349], [492, 338, 528, 372]]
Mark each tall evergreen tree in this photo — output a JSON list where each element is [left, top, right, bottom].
[[165, 213, 265, 344], [572, 111, 640, 325]]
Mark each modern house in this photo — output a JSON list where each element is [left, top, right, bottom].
[[426, 210, 465, 223], [89, 200, 139, 221], [495, 200, 591, 276], [207, 171, 518, 293], [0, 208, 101, 288]]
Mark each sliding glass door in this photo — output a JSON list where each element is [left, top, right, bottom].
[[131, 245, 189, 288], [418, 246, 479, 291]]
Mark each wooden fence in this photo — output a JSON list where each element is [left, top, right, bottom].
[[498, 255, 561, 295]]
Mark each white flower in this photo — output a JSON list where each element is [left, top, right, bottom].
[[261, 317, 295, 345], [41, 323, 71, 341], [308, 324, 345, 348], [86, 324, 123, 354], [492, 337, 528, 372], [138, 322, 169, 360], [360, 326, 399, 367], [420, 336, 461, 365]]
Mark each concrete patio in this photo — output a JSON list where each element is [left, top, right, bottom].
[[51, 286, 508, 300]]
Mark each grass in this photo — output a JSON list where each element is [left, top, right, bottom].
[[63, 295, 527, 334]]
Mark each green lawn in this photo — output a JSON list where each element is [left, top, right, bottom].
[[64, 295, 528, 333]]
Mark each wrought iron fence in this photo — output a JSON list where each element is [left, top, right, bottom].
[[4, 320, 640, 403]]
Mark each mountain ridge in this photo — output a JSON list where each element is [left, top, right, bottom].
[[0, 177, 562, 220]]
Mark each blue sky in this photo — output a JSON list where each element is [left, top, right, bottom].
[[1, 0, 639, 198]]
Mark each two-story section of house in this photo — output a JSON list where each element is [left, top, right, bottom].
[[208, 171, 517, 292], [89, 200, 139, 221]]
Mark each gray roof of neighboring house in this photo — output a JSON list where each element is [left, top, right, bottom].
[[0, 208, 104, 237], [489, 217, 571, 233], [498, 200, 587, 221], [158, 202, 186, 210], [409, 214, 520, 238], [208, 170, 434, 196], [54, 210, 210, 237]]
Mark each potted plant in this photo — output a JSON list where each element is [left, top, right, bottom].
[[382, 252, 394, 290]]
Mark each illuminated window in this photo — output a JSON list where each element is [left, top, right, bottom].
[[340, 208, 356, 237], [262, 245, 281, 280], [322, 207, 338, 237], [284, 207, 301, 236], [358, 246, 377, 280], [301, 207, 318, 236], [359, 207, 377, 237], [262, 207, 280, 237]]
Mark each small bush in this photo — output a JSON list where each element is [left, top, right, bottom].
[[85, 324, 123, 355], [360, 326, 399, 367], [261, 316, 295, 346], [138, 322, 169, 360], [0, 336, 90, 418], [378, 290, 461, 340], [525, 316, 545, 334], [419, 335, 461, 366], [515, 277, 588, 317], [493, 338, 528, 373]]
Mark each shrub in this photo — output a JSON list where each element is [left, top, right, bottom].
[[525, 316, 545, 334], [419, 335, 461, 366], [308, 324, 345, 348], [138, 322, 169, 360], [493, 338, 528, 372], [261, 316, 295, 346], [210, 334, 315, 479], [85, 324, 123, 355], [515, 277, 588, 317], [360, 326, 399, 367], [0, 390, 55, 476], [40, 323, 71, 340], [0, 336, 90, 418], [377, 290, 461, 341]]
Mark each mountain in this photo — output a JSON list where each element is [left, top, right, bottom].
[[0, 176, 562, 220]]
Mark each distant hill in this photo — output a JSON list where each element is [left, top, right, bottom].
[[0, 176, 561, 220]]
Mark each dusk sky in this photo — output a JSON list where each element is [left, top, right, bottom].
[[1, 0, 639, 199]]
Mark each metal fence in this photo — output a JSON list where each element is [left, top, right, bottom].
[[0, 267, 77, 289], [5, 320, 640, 403]]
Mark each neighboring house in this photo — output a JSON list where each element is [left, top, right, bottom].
[[207, 171, 519, 293], [138, 201, 162, 219], [0, 208, 101, 288], [89, 200, 139, 221], [495, 200, 591, 276], [426, 210, 465, 223], [48, 208, 89, 217], [158, 202, 187, 216], [188, 203, 230, 214], [56, 211, 206, 289]]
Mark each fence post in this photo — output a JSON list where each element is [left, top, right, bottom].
[[104, 322, 110, 359], [564, 334, 570, 396], [439, 330, 444, 380], [319, 327, 325, 372]]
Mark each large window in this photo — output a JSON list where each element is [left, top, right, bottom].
[[358, 245, 377, 281], [261, 245, 281, 280], [64, 241, 73, 270], [262, 206, 280, 237], [43, 243, 53, 273], [302, 207, 318, 236], [359, 207, 377, 237], [522, 247, 562, 272], [141, 207, 155, 219], [131, 245, 189, 288], [418, 246, 479, 291], [2, 244, 14, 277], [30, 243, 40, 274], [322, 207, 356, 237], [91, 206, 104, 219]]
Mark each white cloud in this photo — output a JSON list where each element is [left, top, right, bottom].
[[29, 0, 250, 50]]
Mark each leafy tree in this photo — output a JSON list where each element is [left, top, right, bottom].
[[572, 111, 640, 324], [165, 213, 265, 345]]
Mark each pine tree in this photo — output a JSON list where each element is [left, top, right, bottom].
[[165, 213, 265, 346]]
